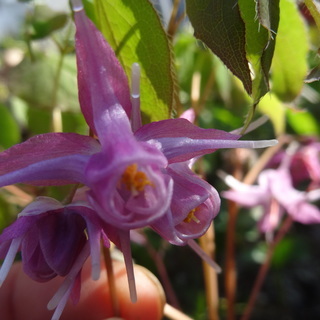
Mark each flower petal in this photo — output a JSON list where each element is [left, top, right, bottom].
[[38, 211, 87, 277], [0, 133, 98, 186], [151, 163, 220, 245], [74, 7, 132, 135], [290, 202, 320, 224], [85, 141, 173, 229], [135, 118, 277, 163], [221, 172, 270, 207]]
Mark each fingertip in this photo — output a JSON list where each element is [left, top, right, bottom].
[[114, 263, 165, 320], [0, 259, 165, 320]]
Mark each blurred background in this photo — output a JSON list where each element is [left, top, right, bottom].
[[1, 1, 320, 319]]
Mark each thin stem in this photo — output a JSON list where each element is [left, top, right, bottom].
[[3, 185, 33, 205], [51, 51, 65, 132], [167, 0, 184, 38], [240, 216, 293, 320], [50, 25, 74, 133], [103, 246, 120, 317], [225, 200, 238, 320], [199, 223, 220, 320], [164, 303, 193, 320], [224, 149, 243, 320], [25, 37, 35, 62], [144, 238, 181, 309]]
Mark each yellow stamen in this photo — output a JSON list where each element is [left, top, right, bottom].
[[121, 163, 153, 193], [184, 207, 200, 223]]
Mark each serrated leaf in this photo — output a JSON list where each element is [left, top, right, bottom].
[[93, 0, 177, 122], [186, 0, 252, 95], [271, 0, 308, 102], [239, 0, 279, 103], [256, 0, 279, 38], [8, 54, 79, 112]]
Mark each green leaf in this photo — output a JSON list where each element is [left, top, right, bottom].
[[93, 0, 177, 122], [27, 5, 68, 40], [0, 104, 20, 149], [8, 54, 79, 112], [287, 108, 320, 135], [271, 0, 308, 102], [256, 0, 280, 38], [257, 93, 285, 136], [238, 0, 279, 103], [186, 0, 252, 95]]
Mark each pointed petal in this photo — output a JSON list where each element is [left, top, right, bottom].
[[118, 229, 137, 303], [221, 172, 270, 207], [0, 133, 98, 186], [187, 239, 221, 273], [0, 216, 35, 243], [290, 202, 320, 224], [0, 238, 22, 286], [47, 242, 90, 310], [151, 210, 185, 246], [135, 118, 277, 163], [222, 188, 269, 207], [74, 8, 132, 135], [51, 278, 75, 320], [151, 163, 220, 244]]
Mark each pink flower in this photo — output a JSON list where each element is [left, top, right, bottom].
[[0, 197, 109, 320], [221, 151, 320, 235]]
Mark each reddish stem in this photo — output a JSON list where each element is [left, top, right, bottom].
[[240, 216, 293, 320]]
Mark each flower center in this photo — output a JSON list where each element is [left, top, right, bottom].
[[184, 207, 200, 223], [121, 163, 153, 195]]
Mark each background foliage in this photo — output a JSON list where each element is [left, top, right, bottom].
[[1, 0, 320, 319]]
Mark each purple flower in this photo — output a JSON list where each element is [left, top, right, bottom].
[[151, 162, 220, 245], [291, 141, 320, 188], [0, 197, 109, 320], [267, 138, 320, 188], [221, 154, 320, 235], [0, 3, 276, 302], [0, 6, 276, 231]]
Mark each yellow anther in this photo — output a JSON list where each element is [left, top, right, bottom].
[[184, 207, 200, 224], [121, 163, 152, 193]]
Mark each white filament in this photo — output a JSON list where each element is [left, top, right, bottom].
[[131, 63, 140, 98], [130, 63, 142, 132], [187, 239, 222, 273], [217, 170, 247, 190], [0, 238, 21, 286], [71, 0, 84, 12]]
